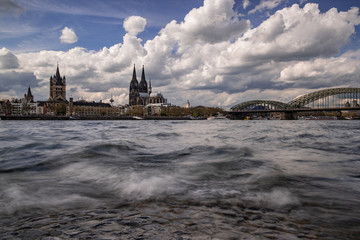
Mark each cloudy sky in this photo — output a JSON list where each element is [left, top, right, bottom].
[[0, 0, 359, 107]]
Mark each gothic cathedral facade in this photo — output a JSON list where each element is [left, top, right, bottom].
[[129, 65, 166, 106]]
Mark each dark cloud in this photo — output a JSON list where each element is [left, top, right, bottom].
[[0, 71, 38, 93], [103, 62, 128, 73], [85, 82, 119, 92], [67, 66, 97, 84], [0, 0, 25, 16], [188, 19, 250, 44]]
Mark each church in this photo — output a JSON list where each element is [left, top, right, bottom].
[[129, 65, 167, 106], [49, 65, 66, 102]]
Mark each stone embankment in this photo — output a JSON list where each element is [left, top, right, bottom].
[[0, 115, 198, 120]]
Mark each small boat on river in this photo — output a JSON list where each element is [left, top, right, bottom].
[[298, 116, 338, 120], [207, 113, 228, 120]]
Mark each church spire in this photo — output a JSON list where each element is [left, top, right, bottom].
[[139, 65, 148, 93], [27, 86, 33, 98], [25, 86, 34, 103], [141, 65, 146, 82], [129, 64, 139, 106], [56, 64, 61, 80], [148, 79, 152, 94], [55, 64, 64, 85], [131, 64, 137, 82]]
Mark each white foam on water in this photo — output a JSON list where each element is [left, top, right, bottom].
[[189, 188, 242, 199], [0, 183, 97, 214], [58, 162, 179, 201], [0, 162, 180, 213], [120, 173, 177, 199], [244, 188, 300, 208]]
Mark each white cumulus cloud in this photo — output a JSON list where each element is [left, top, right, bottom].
[[60, 27, 78, 44], [243, 0, 250, 9], [221, 4, 360, 67], [249, 0, 284, 14], [0, 47, 19, 69], [160, 0, 249, 45], [279, 50, 360, 88], [123, 16, 147, 36]]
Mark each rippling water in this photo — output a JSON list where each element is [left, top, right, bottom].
[[0, 120, 359, 239]]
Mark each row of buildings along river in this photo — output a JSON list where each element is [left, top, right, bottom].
[[0, 65, 195, 117], [3, 65, 359, 119]]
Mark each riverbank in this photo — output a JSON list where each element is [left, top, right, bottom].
[[0, 115, 201, 120]]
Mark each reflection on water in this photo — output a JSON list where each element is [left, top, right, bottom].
[[0, 120, 359, 239]]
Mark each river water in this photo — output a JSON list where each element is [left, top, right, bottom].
[[0, 120, 359, 239]]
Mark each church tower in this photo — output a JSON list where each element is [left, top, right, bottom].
[[139, 65, 148, 93], [148, 79, 152, 95], [129, 64, 140, 105], [49, 65, 66, 102], [24, 86, 34, 103]]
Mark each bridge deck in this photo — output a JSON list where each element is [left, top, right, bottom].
[[227, 107, 360, 114]]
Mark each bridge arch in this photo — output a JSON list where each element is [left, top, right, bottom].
[[288, 87, 360, 108], [230, 100, 289, 111]]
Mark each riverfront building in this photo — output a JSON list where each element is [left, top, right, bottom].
[[46, 66, 116, 116], [68, 98, 120, 117], [2, 64, 171, 117]]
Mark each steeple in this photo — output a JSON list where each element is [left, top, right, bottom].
[[148, 79, 152, 94], [141, 65, 146, 82], [49, 64, 66, 102], [56, 64, 60, 79], [27, 86, 33, 98], [139, 65, 148, 93], [129, 64, 139, 105], [55, 64, 64, 85], [131, 64, 138, 83], [24, 86, 34, 102]]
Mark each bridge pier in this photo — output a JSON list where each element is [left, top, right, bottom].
[[226, 107, 360, 120], [280, 111, 297, 120]]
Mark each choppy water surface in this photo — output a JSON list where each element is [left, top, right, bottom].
[[0, 120, 359, 239]]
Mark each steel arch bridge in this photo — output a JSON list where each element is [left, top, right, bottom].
[[288, 87, 360, 108], [230, 87, 360, 111], [230, 100, 289, 111]]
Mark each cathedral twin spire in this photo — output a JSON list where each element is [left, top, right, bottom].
[[130, 64, 148, 93], [139, 65, 148, 93], [131, 64, 138, 83], [129, 64, 152, 105]]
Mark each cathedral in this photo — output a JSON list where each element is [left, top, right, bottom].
[[49, 65, 66, 102], [129, 65, 167, 106]]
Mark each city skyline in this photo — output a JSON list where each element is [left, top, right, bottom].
[[1, 0, 360, 107]]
